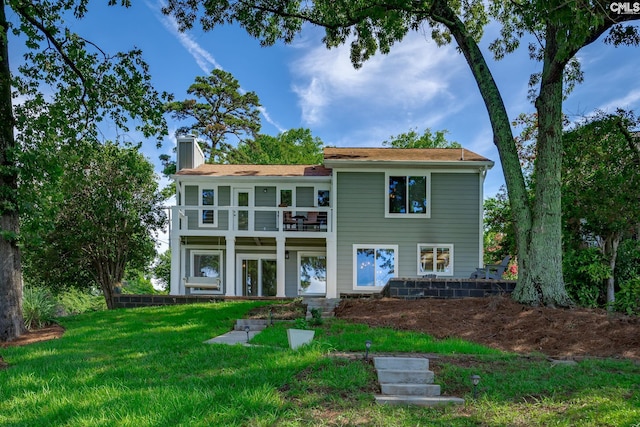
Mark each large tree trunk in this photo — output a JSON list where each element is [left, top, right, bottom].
[[512, 25, 572, 307], [0, 0, 26, 341], [434, 3, 570, 306]]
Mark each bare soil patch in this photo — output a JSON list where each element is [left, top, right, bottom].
[[0, 324, 66, 349], [335, 296, 640, 360]]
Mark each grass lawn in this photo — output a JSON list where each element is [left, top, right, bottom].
[[1, 301, 639, 426]]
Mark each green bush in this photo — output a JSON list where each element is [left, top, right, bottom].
[[615, 277, 640, 315], [563, 247, 610, 308], [56, 288, 106, 316], [615, 239, 640, 284], [22, 287, 57, 330]]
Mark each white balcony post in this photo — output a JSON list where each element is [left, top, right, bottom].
[[169, 236, 181, 295], [276, 236, 286, 297], [326, 235, 338, 298], [225, 237, 236, 296]]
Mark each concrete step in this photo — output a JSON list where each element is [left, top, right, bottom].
[[234, 319, 268, 331], [377, 369, 435, 385], [304, 297, 341, 319], [374, 395, 464, 407], [374, 357, 429, 371], [380, 383, 441, 397]]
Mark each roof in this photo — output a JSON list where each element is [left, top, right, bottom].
[[175, 164, 332, 177], [323, 147, 492, 163]]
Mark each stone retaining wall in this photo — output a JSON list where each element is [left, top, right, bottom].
[[383, 278, 517, 299]]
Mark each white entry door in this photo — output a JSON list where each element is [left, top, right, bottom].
[[234, 188, 252, 231]]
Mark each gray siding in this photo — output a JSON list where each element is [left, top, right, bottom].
[[177, 140, 193, 171], [335, 171, 481, 295]]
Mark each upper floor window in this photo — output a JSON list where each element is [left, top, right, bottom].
[[317, 190, 330, 207], [200, 187, 216, 226], [386, 173, 430, 217]]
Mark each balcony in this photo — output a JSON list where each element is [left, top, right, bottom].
[[172, 206, 332, 235]]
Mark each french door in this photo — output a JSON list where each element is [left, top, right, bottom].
[[237, 255, 277, 296]]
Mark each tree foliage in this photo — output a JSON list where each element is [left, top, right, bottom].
[[152, 250, 172, 292], [161, 0, 640, 307], [382, 128, 461, 149], [1, 0, 168, 341], [23, 142, 166, 309], [226, 128, 323, 165], [562, 109, 640, 305], [164, 69, 262, 164]]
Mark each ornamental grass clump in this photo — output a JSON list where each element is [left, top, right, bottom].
[[22, 286, 57, 330]]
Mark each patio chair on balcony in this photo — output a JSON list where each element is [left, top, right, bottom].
[[303, 211, 321, 230], [470, 255, 511, 279], [283, 211, 297, 230]]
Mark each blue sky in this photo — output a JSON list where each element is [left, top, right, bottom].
[[9, 1, 640, 200]]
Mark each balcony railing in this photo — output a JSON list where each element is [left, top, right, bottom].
[[172, 206, 332, 234]]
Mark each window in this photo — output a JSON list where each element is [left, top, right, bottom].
[[280, 189, 292, 207], [386, 173, 430, 217], [317, 190, 330, 207], [187, 250, 223, 293], [192, 251, 221, 278], [299, 253, 327, 295], [353, 245, 398, 288], [418, 244, 453, 276], [200, 187, 216, 226]]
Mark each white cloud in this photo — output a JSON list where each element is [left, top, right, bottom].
[[289, 31, 463, 125], [148, 0, 221, 73], [597, 88, 640, 113]]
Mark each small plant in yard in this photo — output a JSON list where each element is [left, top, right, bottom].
[[294, 317, 309, 329], [309, 307, 324, 326], [22, 286, 57, 329]]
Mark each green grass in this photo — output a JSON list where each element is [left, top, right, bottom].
[[1, 302, 639, 426]]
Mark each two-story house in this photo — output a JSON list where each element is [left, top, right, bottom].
[[169, 136, 494, 299]]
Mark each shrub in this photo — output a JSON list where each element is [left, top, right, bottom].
[[563, 247, 610, 308], [56, 287, 107, 316], [309, 308, 324, 326], [23, 287, 57, 330], [615, 278, 640, 315]]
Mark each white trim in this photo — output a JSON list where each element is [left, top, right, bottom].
[[417, 244, 454, 276], [198, 185, 218, 228], [352, 244, 399, 290], [385, 171, 431, 218]]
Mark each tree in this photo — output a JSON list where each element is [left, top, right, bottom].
[[1, 1, 167, 341], [163, 0, 639, 306], [383, 128, 461, 148], [226, 128, 324, 165], [562, 110, 640, 306], [38, 142, 165, 309], [152, 250, 172, 292], [164, 69, 262, 165]]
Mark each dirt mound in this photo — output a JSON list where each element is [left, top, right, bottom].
[[335, 296, 640, 360]]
